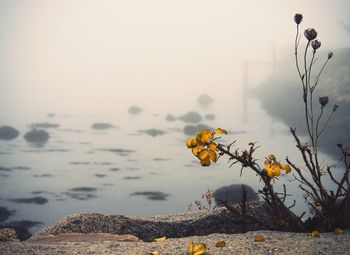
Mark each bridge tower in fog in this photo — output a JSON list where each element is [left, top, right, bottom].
[[242, 44, 279, 123]]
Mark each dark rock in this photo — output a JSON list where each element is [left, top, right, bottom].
[[0, 126, 19, 140], [24, 129, 49, 144], [128, 105, 143, 115], [91, 123, 114, 130], [65, 187, 98, 200], [47, 113, 55, 117], [165, 114, 176, 122], [0, 228, 19, 242], [130, 191, 169, 201], [205, 113, 216, 120], [214, 184, 259, 205], [183, 124, 213, 136], [1, 220, 42, 241], [197, 94, 214, 107], [69, 187, 97, 192], [94, 174, 106, 178], [178, 112, 202, 123], [9, 197, 48, 205], [138, 129, 166, 137], [99, 148, 135, 154], [0, 207, 14, 222], [32, 122, 59, 128]]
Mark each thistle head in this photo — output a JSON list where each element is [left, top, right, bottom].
[[294, 14, 303, 25]]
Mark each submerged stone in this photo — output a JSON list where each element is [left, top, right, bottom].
[[165, 114, 176, 122], [138, 129, 166, 137], [24, 129, 49, 144], [205, 113, 216, 120], [183, 124, 213, 136], [214, 184, 259, 205], [197, 94, 214, 107], [178, 112, 202, 123], [32, 123, 59, 128], [0, 126, 19, 140], [91, 123, 114, 130], [128, 106, 143, 115]]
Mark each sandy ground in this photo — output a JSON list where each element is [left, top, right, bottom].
[[1, 230, 350, 255]]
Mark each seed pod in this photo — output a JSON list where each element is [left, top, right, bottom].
[[312, 40, 321, 51], [319, 96, 329, 107], [304, 28, 317, 41], [294, 14, 303, 25]]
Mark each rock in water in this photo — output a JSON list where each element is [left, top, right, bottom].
[[165, 114, 176, 122], [197, 94, 214, 107], [24, 129, 49, 144], [183, 124, 213, 136], [32, 123, 59, 128], [91, 123, 114, 130], [205, 113, 216, 120], [178, 112, 202, 123], [128, 106, 143, 115], [214, 184, 258, 205], [0, 126, 19, 140]]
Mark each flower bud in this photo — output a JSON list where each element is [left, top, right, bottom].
[[328, 52, 333, 59], [294, 14, 303, 25], [333, 104, 339, 112], [319, 96, 329, 107], [304, 28, 317, 41], [311, 40, 321, 51]]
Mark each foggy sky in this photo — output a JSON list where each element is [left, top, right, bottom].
[[0, 0, 349, 122]]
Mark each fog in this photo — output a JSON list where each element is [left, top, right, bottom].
[[0, 0, 349, 123]]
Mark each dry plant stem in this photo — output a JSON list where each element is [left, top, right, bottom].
[[240, 185, 248, 233], [217, 144, 305, 231]]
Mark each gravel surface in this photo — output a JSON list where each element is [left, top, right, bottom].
[[1, 230, 350, 254]]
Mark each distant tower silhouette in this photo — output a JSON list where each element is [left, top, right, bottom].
[[242, 44, 278, 123]]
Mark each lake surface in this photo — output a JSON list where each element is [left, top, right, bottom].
[[0, 98, 337, 234]]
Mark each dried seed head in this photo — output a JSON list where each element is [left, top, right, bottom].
[[312, 40, 321, 51], [328, 52, 333, 59], [319, 96, 329, 107], [304, 28, 318, 41], [333, 104, 339, 112], [294, 14, 303, 25]]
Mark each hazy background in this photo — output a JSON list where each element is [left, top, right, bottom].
[[1, 0, 349, 122], [0, 0, 350, 237]]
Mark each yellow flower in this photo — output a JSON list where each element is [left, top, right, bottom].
[[254, 235, 265, 242], [186, 138, 198, 149], [215, 240, 226, 247], [265, 163, 281, 177], [335, 228, 343, 235], [308, 230, 320, 237], [154, 236, 166, 242], [280, 163, 291, 174], [199, 129, 213, 143], [198, 147, 217, 167], [150, 251, 159, 255], [213, 128, 227, 135], [192, 146, 205, 157], [188, 241, 206, 255]]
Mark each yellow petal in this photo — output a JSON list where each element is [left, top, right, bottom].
[[215, 240, 226, 247], [150, 251, 159, 255], [208, 142, 217, 151], [198, 149, 209, 161], [335, 228, 343, 235], [186, 138, 197, 148], [284, 164, 291, 174], [272, 164, 281, 176], [200, 157, 211, 167], [254, 235, 265, 242], [308, 230, 320, 237], [154, 236, 166, 242], [192, 146, 204, 157], [209, 149, 217, 162], [200, 129, 213, 143], [266, 165, 274, 177], [213, 128, 227, 135], [188, 242, 206, 255]]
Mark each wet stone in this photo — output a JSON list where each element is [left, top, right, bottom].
[[24, 129, 49, 144], [130, 191, 170, 201], [91, 123, 114, 130], [128, 105, 143, 115], [9, 197, 48, 205], [178, 111, 202, 123], [197, 94, 214, 107], [0, 126, 19, 140], [139, 129, 166, 137], [32, 122, 59, 128]]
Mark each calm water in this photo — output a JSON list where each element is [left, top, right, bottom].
[[0, 98, 337, 234]]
